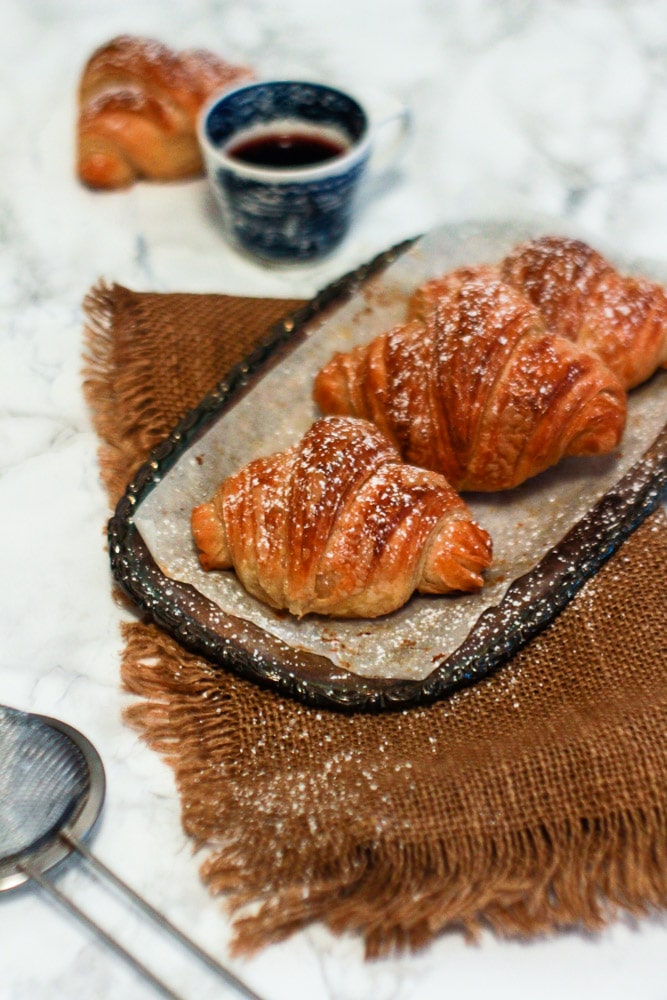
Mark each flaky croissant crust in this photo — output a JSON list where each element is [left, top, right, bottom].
[[500, 235, 667, 389], [191, 416, 492, 619], [314, 270, 627, 492], [77, 35, 254, 189]]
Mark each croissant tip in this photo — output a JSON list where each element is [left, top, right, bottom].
[[77, 157, 135, 190], [420, 518, 493, 595], [312, 358, 349, 416], [191, 500, 231, 570]]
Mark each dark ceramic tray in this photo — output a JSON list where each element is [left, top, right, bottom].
[[108, 219, 667, 712]]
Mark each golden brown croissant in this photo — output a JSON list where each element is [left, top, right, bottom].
[[77, 35, 254, 189], [500, 235, 667, 389], [407, 264, 498, 324], [313, 272, 627, 492], [191, 416, 492, 618]]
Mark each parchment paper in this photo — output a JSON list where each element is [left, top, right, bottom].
[[135, 219, 667, 681]]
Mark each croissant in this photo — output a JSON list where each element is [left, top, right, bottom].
[[191, 416, 493, 619], [77, 35, 254, 189], [500, 235, 667, 389], [313, 272, 627, 492], [407, 264, 498, 324]]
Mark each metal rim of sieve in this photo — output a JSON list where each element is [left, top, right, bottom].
[[0, 709, 106, 893]]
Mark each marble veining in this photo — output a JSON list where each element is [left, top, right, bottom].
[[1, 1, 666, 998]]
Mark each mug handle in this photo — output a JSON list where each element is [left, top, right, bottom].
[[365, 94, 412, 174]]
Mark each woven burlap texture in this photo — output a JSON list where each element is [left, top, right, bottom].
[[82, 281, 667, 956]]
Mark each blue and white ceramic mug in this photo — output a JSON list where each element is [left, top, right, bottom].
[[198, 80, 409, 265]]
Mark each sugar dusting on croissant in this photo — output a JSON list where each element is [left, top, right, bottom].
[[191, 416, 492, 619], [77, 35, 254, 189], [314, 270, 627, 492], [501, 235, 667, 389]]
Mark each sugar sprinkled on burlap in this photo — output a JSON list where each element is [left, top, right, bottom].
[[82, 282, 667, 955]]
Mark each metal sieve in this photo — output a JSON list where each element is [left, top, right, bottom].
[[0, 705, 262, 1000]]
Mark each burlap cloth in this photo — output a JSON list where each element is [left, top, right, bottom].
[[82, 281, 667, 957]]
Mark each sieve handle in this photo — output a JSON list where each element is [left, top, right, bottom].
[[61, 828, 263, 1000], [19, 857, 184, 1000], [18, 828, 264, 1000]]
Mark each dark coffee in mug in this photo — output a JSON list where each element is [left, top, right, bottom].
[[227, 129, 348, 169]]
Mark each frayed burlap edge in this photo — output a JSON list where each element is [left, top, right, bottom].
[[118, 616, 667, 958], [82, 281, 183, 501]]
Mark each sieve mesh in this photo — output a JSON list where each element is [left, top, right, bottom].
[[0, 706, 89, 860]]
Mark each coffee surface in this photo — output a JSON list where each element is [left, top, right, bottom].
[[227, 130, 347, 168]]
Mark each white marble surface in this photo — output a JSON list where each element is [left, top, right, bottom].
[[1, 1, 666, 998]]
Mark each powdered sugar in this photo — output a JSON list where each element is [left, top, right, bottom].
[[135, 219, 667, 684]]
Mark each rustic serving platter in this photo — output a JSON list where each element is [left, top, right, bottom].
[[108, 218, 667, 711]]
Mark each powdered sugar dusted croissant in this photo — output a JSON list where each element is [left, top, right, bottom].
[[191, 416, 492, 619], [77, 35, 254, 189], [407, 264, 498, 324], [501, 235, 667, 389], [313, 272, 627, 492]]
